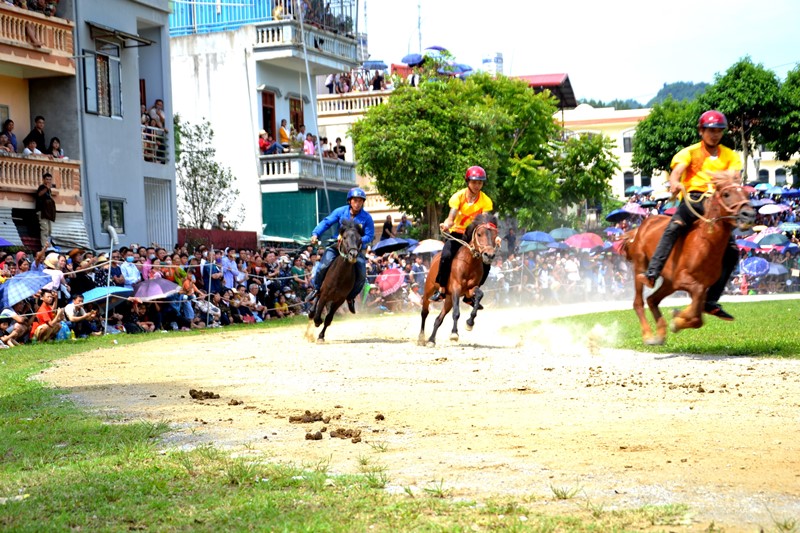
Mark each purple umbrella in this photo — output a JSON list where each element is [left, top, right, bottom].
[[132, 278, 180, 302]]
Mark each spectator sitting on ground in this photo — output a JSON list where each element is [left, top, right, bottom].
[[64, 294, 99, 338], [0, 300, 32, 346], [30, 290, 64, 342]]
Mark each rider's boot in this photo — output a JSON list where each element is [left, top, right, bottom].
[[346, 298, 356, 313], [429, 287, 445, 302], [638, 220, 683, 289]]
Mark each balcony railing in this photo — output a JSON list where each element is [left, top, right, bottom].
[[142, 125, 169, 164], [259, 154, 356, 187], [254, 20, 359, 66], [317, 90, 392, 117], [0, 153, 82, 209], [0, 4, 75, 76]]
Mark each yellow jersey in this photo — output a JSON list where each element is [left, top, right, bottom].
[[448, 189, 493, 233], [671, 142, 741, 193]]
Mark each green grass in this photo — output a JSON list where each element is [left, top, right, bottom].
[[507, 299, 800, 357], [0, 316, 717, 531]]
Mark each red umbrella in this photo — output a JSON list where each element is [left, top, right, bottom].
[[564, 232, 604, 249], [375, 268, 405, 296]]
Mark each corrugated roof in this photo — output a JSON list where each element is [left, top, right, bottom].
[[51, 212, 91, 250], [515, 73, 577, 109], [0, 208, 91, 251], [0, 209, 24, 247]]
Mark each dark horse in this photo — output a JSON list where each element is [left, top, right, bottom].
[[418, 213, 498, 347], [304, 218, 364, 343], [622, 173, 755, 345]]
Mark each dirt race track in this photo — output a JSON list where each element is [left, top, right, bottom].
[[42, 297, 800, 531]]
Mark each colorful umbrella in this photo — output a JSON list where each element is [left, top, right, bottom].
[[754, 183, 770, 191], [652, 191, 672, 201], [80, 286, 133, 310], [132, 278, 179, 302], [565, 232, 604, 249], [604, 227, 624, 235], [605, 209, 630, 223], [0, 237, 14, 247], [549, 227, 577, 241], [623, 203, 649, 216], [741, 257, 769, 276], [401, 53, 424, 66], [768, 263, 789, 276], [758, 233, 790, 246], [0, 271, 53, 307], [375, 268, 405, 297], [411, 239, 444, 254], [779, 222, 800, 233], [362, 60, 387, 70], [766, 186, 785, 195], [372, 237, 409, 255], [736, 239, 761, 250], [521, 231, 555, 243], [518, 241, 550, 253], [758, 204, 789, 215]]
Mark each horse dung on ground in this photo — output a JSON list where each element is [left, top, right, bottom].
[[621, 173, 755, 345], [305, 219, 364, 343], [419, 213, 498, 347]]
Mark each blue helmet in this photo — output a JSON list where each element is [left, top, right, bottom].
[[347, 187, 367, 201]]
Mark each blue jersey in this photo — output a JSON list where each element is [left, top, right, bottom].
[[312, 205, 374, 250]]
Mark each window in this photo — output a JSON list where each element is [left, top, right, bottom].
[[640, 174, 651, 188], [776, 168, 787, 185], [758, 169, 769, 183], [100, 198, 125, 234], [623, 171, 634, 194], [289, 96, 303, 131], [83, 41, 122, 118], [622, 130, 634, 153]]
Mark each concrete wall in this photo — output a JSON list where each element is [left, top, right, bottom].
[[0, 75, 30, 147]]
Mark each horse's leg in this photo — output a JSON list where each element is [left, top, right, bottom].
[[449, 290, 461, 342], [633, 275, 658, 344], [426, 298, 453, 348], [645, 283, 672, 344], [465, 287, 483, 331], [670, 283, 705, 333], [304, 318, 317, 342], [418, 300, 430, 346], [318, 301, 344, 342]]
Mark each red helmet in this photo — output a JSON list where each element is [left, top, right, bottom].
[[465, 166, 487, 182], [698, 110, 728, 130]]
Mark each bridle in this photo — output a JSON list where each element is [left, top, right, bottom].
[[444, 222, 498, 258], [680, 181, 752, 226], [337, 229, 360, 259]]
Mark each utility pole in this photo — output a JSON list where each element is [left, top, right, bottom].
[[417, 1, 421, 53]]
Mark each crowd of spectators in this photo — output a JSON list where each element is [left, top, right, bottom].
[[3, 0, 58, 17], [1, 116, 67, 160], [259, 121, 345, 161]]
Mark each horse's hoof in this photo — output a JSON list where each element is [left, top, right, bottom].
[[316, 338, 326, 344], [426, 341, 435, 348], [644, 337, 665, 346], [669, 321, 679, 334], [449, 333, 459, 342], [465, 323, 473, 331]]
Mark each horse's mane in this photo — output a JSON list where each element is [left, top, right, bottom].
[[711, 170, 742, 190], [464, 213, 499, 241]]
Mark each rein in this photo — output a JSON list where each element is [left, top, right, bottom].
[[443, 223, 498, 258], [680, 182, 750, 228], [336, 234, 358, 259]]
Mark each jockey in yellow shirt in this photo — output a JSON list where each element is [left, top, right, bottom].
[[430, 165, 502, 307]]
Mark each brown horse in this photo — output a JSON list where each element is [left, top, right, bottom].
[[304, 219, 363, 343], [622, 173, 755, 345], [418, 213, 499, 347]]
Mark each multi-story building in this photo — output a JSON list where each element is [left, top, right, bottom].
[[0, 0, 176, 251], [169, 0, 361, 241]]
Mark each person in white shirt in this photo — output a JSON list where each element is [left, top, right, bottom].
[[120, 249, 142, 288]]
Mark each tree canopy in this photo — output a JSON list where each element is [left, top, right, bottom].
[[646, 81, 709, 106], [175, 116, 242, 229], [351, 73, 619, 234]]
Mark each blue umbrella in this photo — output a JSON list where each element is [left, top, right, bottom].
[[0, 271, 52, 307], [401, 53, 424, 66], [741, 257, 769, 276], [424, 45, 448, 52], [605, 227, 624, 235], [520, 231, 555, 243], [372, 237, 409, 255], [81, 286, 133, 309], [362, 60, 387, 70], [638, 186, 654, 195], [736, 239, 761, 250], [754, 183, 770, 191], [625, 185, 640, 195], [0, 237, 14, 247], [779, 222, 800, 233], [766, 186, 785, 195], [759, 233, 790, 246], [605, 209, 630, 223], [548, 242, 570, 250], [781, 188, 800, 198], [518, 241, 549, 253]]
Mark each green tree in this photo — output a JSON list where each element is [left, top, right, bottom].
[[555, 134, 620, 207], [769, 65, 800, 185], [699, 57, 781, 180], [175, 118, 242, 229], [631, 97, 702, 176]]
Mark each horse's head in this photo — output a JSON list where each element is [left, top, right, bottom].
[[711, 172, 756, 230], [465, 213, 499, 265], [338, 219, 364, 264]]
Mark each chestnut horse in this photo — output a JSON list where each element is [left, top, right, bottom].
[[622, 174, 755, 345], [304, 219, 364, 343], [419, 213, 498, 347]]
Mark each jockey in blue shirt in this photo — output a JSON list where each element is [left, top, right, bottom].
[[308, 187, 374, 313]]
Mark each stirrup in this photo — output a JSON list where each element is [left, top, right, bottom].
[[429, 289, 444, 302]]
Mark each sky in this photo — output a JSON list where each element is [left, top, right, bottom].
[[360, 0, 800, 104]]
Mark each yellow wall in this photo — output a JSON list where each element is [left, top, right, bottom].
[[0, 75, 30, 135]]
